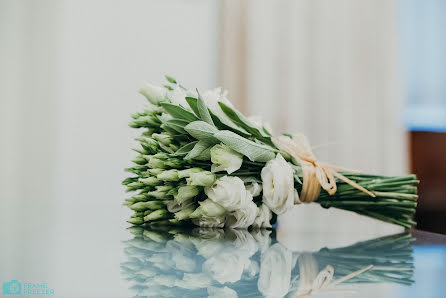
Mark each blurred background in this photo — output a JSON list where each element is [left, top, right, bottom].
[[0, 0, 446, 295]]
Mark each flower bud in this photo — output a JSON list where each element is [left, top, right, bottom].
[[132, 156, 147, 165], [144, 209, 169, 221], [130, 201, 165, 211], [127, 217, 143, 225], [174, 205, 196, 220], [164, 158, 183, 168], [130, 194, 149, 202], [187, 171, 216, 186], [190, 199, 226, 218], [157, 169, 179, 181], [129, 115, 160, 128], [175, 185, 200, 204], [152, 133, 173, 146], [122, 177, 138, 186], [148, 157, 166, 169], [126, 181, 145, 192], [147, 168, 164, 175], [169, 143, 179, 152], [147, 185, 174, 199], [153, 153, 169, 160], [139, 83, 168, 105], [139, 137, 159, 153], [140, 176, 162, 186], [210, 143, 243, 174], [178, 168, 203, 179]]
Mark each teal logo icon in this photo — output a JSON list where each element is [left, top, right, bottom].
[[3, 280, 21, 295]]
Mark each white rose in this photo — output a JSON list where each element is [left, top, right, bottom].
[[139, 83, 167, 105], [207, 286, 238, 298], [226, 201, 258, 229], [246, 181, 262, 197], [192, 215, 226, 228], [210, 143, 243, 174], [258, 243, 293, 298], [253, 204, 272, 228], [261, 154, 295, 214], [205, 176, 252, 212]]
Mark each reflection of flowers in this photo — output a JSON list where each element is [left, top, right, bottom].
[[203, 251, 248, 283], [258, 243, 293, 298], [121, 228, 415, 298]]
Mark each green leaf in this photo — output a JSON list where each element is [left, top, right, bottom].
[[219, 102, 270, 140], [184, 121, 219, 143], [174, 141, 198, 156], [185, 97, 200, 117], [185, 140, 212, 160], [209, 109, 251, 137], [214, 130, 275, 162], [165, 119, 189, 134], [165, 75, 177, 84], [195, 146, 211, 161], [196, 90, 214, 126], [160, 103, 198, 122]]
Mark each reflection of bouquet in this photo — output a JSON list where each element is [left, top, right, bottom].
[[123, 76, 418, 229], [121, 227, 414, 298]]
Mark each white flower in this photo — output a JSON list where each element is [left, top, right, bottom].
[[261, 154, 295, 214], [201, 87, 232, 110], [226, 201, 258, 229], [207, 286, 238, 298], [210, 143, 243, 174], [190, 199, 226, 218], [205, 176, 252, 212], [253, 204, 272, 228], [192, 215, 226, 228], [246, 181, 262, 197], [139, 83, 167, 105], [202, 251, 247, 284], [258, 243, 293, 298]]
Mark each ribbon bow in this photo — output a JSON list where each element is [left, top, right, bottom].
[[295, 253, 374, 297], [276, 133, 375, 203]]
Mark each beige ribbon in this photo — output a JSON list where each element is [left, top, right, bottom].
[[295, 253, 374, 297], [276, 133, 375, 203]]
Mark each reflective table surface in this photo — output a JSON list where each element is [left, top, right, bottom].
[[2, 203, 446, 298]]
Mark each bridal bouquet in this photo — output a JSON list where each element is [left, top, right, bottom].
[[123, 76, 418, 229], [121, 226, 414, 297]]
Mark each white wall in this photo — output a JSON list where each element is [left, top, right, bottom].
[[0, 0, 218, 295]]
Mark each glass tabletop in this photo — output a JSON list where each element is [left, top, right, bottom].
[[2, 212, 445, 298]]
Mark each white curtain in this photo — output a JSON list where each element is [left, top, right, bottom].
[[220, 0, 407, 241], [220, 0, 407, 175]]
